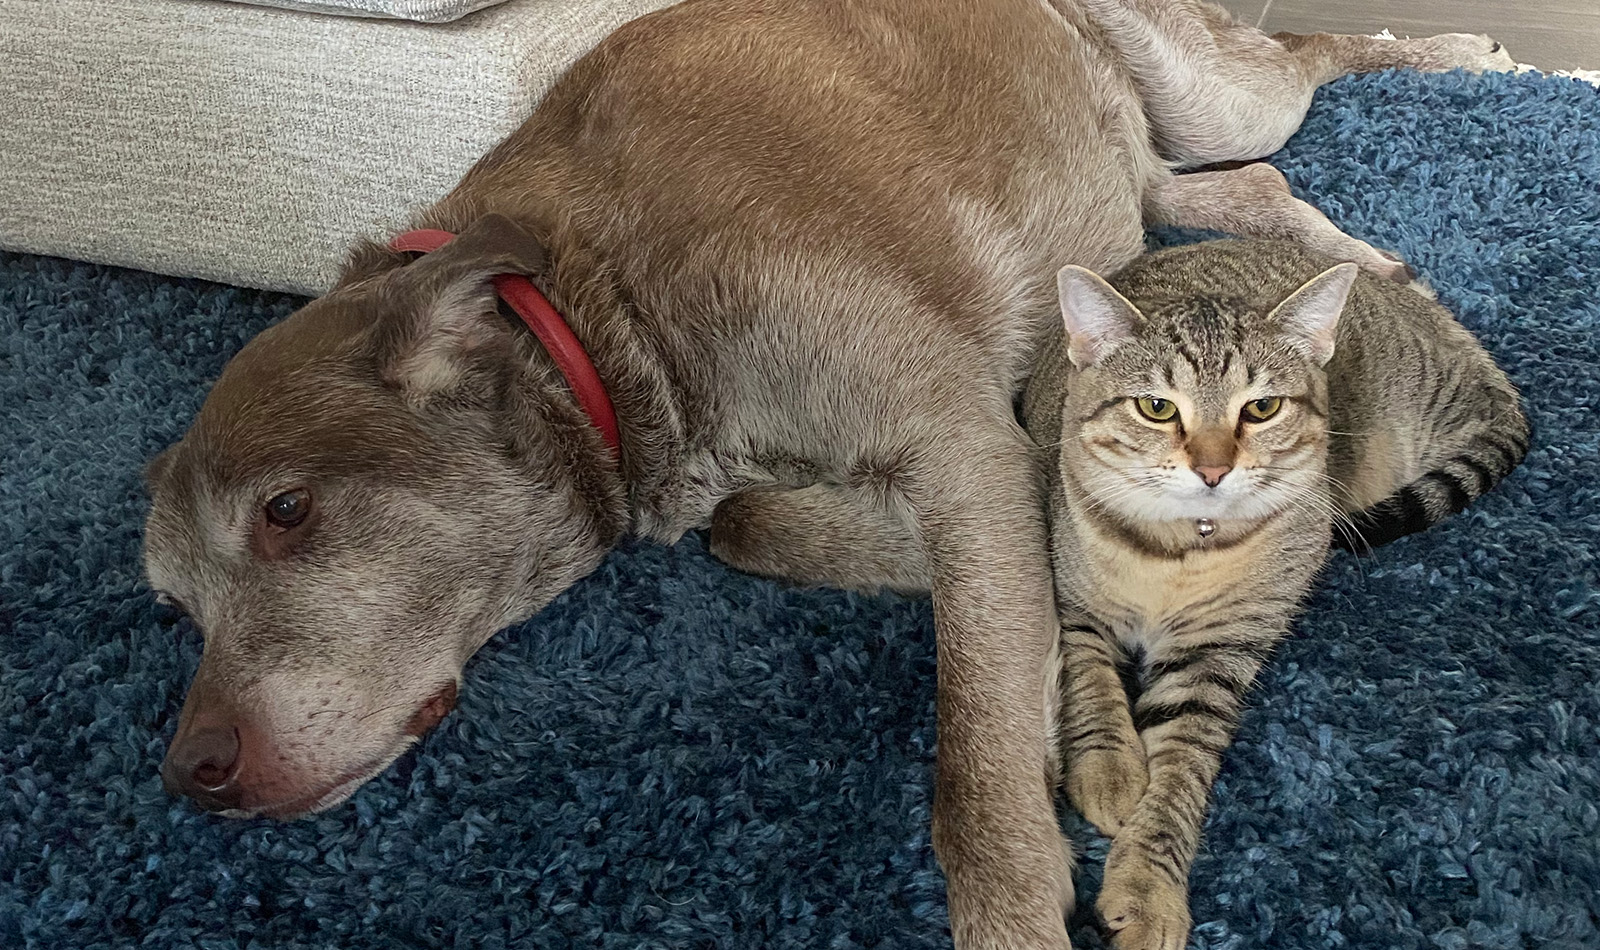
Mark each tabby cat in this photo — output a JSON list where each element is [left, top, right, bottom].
[[1022, 239, 1528, 950]]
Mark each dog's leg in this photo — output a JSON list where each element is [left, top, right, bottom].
[[1145, 162, 1411, 282], [1080, 0, 1513, 167], [711, 436, 1072, 948], [708, 483, 931, 594], [910, 424, 1074, 950], [1272, 29, 1515, 84]]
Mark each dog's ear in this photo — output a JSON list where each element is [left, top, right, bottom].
[[373, 213, 550, 398], [144, 443, 179, 492], [1269, 263, 1356, 367], [1057, 265, 1141, 368], [335, 239, 408, 291]]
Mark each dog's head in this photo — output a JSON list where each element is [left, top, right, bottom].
[[143, 215, 624, 818]]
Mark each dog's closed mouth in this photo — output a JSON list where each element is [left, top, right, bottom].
[[404, 682, 459, 738], [227, 687, 457, 819], [220, 755, 399, 821]]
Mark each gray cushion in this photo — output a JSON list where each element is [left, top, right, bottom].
[[0, 0, 679, 294], [227, 0, 510, 24]]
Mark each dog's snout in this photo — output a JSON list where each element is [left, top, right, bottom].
[[162, 725, 242, 806]]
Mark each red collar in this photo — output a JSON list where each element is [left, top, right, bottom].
[[389, 228, 621, 458]]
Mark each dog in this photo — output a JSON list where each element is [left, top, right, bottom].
[[141, 1, 1511, 946]]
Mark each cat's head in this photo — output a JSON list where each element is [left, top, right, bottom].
[[1053, 259, 1357, 527]]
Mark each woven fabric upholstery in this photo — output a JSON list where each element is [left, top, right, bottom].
[[0, 0, 676, 294], [227, 0, 510, 23]]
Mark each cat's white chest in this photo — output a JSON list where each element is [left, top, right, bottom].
[[1074, 533, 1257, 652]]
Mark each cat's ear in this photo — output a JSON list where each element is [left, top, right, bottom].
[[1270, 263, 1357, 366], [1057, 265, 1141, 368]]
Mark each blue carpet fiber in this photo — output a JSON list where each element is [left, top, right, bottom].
[[3, 69, 1599, 950]]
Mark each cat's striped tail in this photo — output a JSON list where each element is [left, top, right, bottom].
[[1335, 409, 1530, 554]]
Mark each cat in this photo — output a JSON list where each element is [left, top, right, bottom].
[[1020, 238, 1528, 950]]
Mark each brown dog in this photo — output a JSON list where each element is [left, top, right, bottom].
[[142, 1, 1510, 946]]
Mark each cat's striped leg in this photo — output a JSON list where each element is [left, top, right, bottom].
[[1059, 620, 1147, 835], [1097, 641, 1270, 950]]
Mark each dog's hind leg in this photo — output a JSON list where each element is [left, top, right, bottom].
[[1145, 162, 1412, 282], [1271, 29, 1515, 84], [1081, 0, 1514, 167], [709, 483, 932, 594]]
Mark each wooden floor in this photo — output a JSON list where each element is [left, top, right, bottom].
[[1216, 0, 1600, 72]]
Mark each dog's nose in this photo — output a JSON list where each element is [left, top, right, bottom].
[[162, 725, 242, 805], [1194, 464, 1231, 487]]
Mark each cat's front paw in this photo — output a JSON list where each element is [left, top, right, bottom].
[[1066, 744, 1148, 836], [1098, 842, 1191, 950]]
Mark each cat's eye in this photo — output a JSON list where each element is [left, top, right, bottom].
[[1135, 397, 1179, 422], [1241, 397, 1283, 422]]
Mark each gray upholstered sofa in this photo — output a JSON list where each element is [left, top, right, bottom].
[[0, 0, 674, 295]]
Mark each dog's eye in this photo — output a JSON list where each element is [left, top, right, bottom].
[[153, 591, 189, 624], [265, 489, 312, 529]]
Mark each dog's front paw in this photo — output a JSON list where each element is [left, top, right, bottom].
[[1098, 842, 1191, 950], [1419, 33, 1516, 73], [1066, 744, 1147, 837]]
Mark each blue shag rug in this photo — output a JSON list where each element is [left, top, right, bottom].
[[3, 69, 1599, 950]]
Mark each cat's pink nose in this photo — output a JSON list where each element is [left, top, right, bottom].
[[1194, 464, 1231, 487]]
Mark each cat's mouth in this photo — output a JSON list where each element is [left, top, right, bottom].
[[1104, 468, 1300, 525], [1176, 495, 1245, 519], [1135, 477, 1287, 523]]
